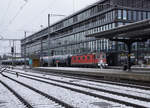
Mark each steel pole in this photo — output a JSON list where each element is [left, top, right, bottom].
[[24, 31, 27, 71], [47, 14, 65, 66], [40, 39, 43, 66], [14, 42, 16, 67], [48, 14, 51, 67], [12, 40, 14, 67]]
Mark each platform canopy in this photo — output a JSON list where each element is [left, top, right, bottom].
[[87, 19, 150, 40], [86, 19, 150, 70]]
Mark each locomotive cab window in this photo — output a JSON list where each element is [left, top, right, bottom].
[[87, 56, 90, 60], [82, 56, 85, 60], [78, 57, 80, 60]]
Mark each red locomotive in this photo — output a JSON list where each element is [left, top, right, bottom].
[[71, 52, 107, 67]]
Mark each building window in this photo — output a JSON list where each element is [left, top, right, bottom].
[[133, 11, 136, 21], [123, 10, 127, 20], [148, 12, 150, 19], [106, 24, 108, 30], [110, 11, 114, 21], [143, 12, 147, 20], [103, 25, 106, 31], [109, 24, 112, 29], [128, 10, 132, 20], [97, 27, 100, 32], [112, 23, 115, 28], [101, 26, 103, 31], [137, 11, 142, 21], [118, 10, 122, 19]]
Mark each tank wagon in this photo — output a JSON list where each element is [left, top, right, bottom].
[[1, 58, 29, 65], [42, 55, 72, 67]]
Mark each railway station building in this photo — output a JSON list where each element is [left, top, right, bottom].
[[21, 0, 150, 66]]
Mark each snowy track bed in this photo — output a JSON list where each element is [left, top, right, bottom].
[[3, 69, 150, 108], [0, 75, 67, 108], [0, 80, 25, 108], [2, 72, 123, 108], [18, 71, 150, 100], [12, 68, 150, 90], [9, 69, 150, 101]]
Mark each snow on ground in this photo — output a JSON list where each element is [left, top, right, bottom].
[[3, 72, 127, 108], [0, 78, 25, 108], [11, 68, 150, 99], [38, 67, 123, 73], [13, 72, 150, 108], [3, 67, 150, 107], [45, 74, 150, 99], [0, 75, 63, 108]]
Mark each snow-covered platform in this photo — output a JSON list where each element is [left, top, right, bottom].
[[34, 67, 150, 82]]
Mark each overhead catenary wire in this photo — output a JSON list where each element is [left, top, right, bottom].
[[0, 0, 12, 26], [21, 0, 57, 30], [8, 2, 28, 25], [0, 0, 28, 34]]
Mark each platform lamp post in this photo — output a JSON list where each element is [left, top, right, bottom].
[[12, 40, 15, 66], [136, 42, 139, 65], [47, 13, 65, 67], [24, 31, 27, 71]]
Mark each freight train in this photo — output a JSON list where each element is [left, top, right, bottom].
[[42, 52, 107, 68], [1, 53, 108, 68], [1, 58, 29, 65]]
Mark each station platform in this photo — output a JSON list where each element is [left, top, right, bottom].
[[108, 65, 150, 71], [34, 67, 150, 83]]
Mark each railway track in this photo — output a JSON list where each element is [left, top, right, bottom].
[[0, 80, 33, 108], [16, 72, 150, 102], [47, 71, 150, 90], [13, 66, 150, 88], [1, 73, 74, 108], [40, 69, 150, 90], [10, 68, 150, 91], [13, 66, 150, 90], [4, 69, 150, 108]]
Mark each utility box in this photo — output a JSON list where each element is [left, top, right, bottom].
[[29, 54, 40, 67], [32, 59, 40, 67]]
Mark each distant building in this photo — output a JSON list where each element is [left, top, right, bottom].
[[21, 0, 150, 66]]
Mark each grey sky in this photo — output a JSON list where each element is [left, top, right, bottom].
[[0, 0, 98, 55]]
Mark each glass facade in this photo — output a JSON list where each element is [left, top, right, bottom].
[[143, 12, 147, 20], [116, 9, 150, 21], [137, 11, 142, 21], [21, 0, 150, 66], [133, 11, 136, 21], [118, 10, 122, 19], [123, 10, 127, 20], [128, 10, 132, 20]]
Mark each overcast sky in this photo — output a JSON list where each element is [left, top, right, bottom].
[[0, 0, 98, 55]]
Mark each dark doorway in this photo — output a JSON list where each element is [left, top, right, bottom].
[[106, 53, 118, 66]]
